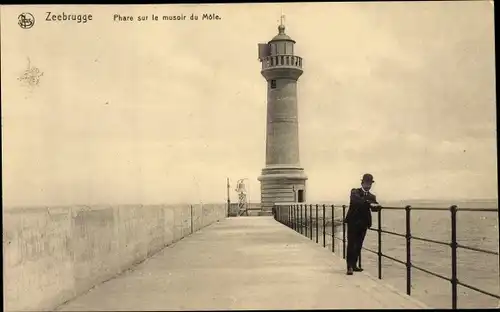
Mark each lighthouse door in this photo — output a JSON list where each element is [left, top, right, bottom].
[[297, 190, 304, 203]]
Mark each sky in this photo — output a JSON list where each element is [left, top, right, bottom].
[[1, 2, 497, 207]]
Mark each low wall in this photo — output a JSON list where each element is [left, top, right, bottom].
[[3, 203, 227, 312], [229, 203, 239, 216], [228, 203, 263, 216]]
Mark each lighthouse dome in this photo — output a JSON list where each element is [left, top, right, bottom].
[[269, 24, 296, 43]]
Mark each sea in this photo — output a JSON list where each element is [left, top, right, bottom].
[[307, 199, 499, 309]]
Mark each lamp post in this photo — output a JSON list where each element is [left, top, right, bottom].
[[227, 177, 231, 217]]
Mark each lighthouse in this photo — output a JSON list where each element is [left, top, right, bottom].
[[257, 15, 307, 215]]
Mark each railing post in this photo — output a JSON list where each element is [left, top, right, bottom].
[[295, 205, 298, 231], [304, 204, 308, 237], [296, 204, 302, 233], [300, 204, 303, 235], [332, 204, 335, 253], [358, 249, 362, 270], [450, 205, 458, 309], [378, 206, 382, 279], [322, 204, 326, 248], [310, 204, 313, 240], [405, 205, 412, 294], [286, 205, 289, 226], [288, 205, 291, 227], [295, 205, 298, 232], [342, 205, 347, 259], [293, 204, 298, 231], [316, 204, 319, 243]]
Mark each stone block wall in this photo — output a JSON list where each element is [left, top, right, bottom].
[[3, 203, 226, 311]]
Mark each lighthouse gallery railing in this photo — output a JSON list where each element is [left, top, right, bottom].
[[273, 203, 499, 309], [261, 54, 303, 70]]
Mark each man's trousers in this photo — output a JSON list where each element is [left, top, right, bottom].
[[346, 223, 368, 269]]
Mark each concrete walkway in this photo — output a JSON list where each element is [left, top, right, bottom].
[[57, 217, 429, 310]]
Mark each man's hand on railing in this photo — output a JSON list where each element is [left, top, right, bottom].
[[370, 203, 382, 212]]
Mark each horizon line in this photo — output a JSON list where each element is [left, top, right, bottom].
[[3, 197, 498, 210]]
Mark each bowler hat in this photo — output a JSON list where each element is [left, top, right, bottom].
[[361, 173, 375, 183]]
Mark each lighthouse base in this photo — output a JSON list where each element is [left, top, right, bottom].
[[258, 166, 308, 214]]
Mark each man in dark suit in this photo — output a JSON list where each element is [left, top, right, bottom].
[[344, 173, 381, 275]]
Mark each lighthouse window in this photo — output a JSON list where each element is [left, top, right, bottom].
[[270, 44, 277, 56], [270, 80, 277, 89], [277, 43, 285, 54]]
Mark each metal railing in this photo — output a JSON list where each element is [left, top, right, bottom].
[[261, 54, 303, 70], [274, 203, 499, 309]]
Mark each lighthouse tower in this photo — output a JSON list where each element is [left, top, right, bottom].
[[257, 16, 307, 215]]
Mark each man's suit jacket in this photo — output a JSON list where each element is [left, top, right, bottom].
[[345, 188, 379, 229]]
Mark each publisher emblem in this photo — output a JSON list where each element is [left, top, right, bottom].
[[18, 13, 35, 29]]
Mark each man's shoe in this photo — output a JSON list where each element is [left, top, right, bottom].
[[353, 267, 364, 272], [346, 267, 354, 275]]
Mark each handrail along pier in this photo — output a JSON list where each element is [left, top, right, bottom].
[[274, 202, 499, 309]]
